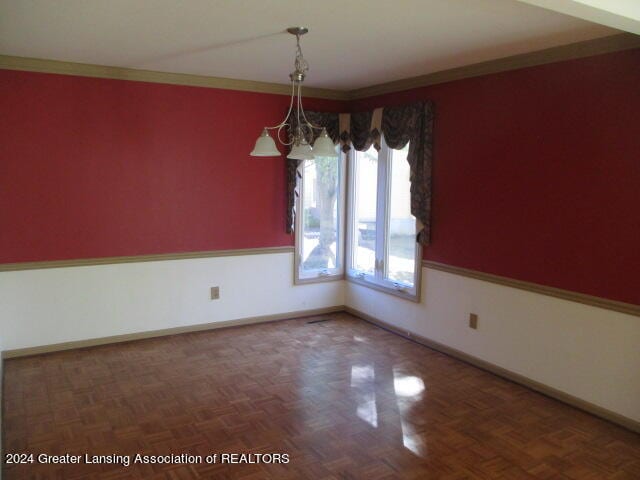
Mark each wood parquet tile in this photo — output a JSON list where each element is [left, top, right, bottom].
[[3, 313, 639, 479]]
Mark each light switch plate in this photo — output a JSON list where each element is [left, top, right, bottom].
[[210, 286, 220, 300]]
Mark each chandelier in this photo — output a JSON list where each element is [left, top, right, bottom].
[[250, 27, 337, 160]]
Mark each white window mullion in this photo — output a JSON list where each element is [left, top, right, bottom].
[[345, 148, 356, 276], [374, 140, 387, 282], [381, 137, 393, 283], [294, 160, 305, 270], [335, 151, 347, 274]]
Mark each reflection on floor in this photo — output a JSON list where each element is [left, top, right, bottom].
[[3, 313, 640, 479]]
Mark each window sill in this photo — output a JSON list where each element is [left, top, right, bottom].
[[294, 273, 345, 286], [346, 274, 421, 302]]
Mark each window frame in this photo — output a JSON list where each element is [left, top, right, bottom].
[[345, 138, 422, 302], [293, 149, 347, 285]]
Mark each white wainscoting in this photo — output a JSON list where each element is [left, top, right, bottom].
[[345, 266, 640, 424], [0, 252, 344, 352], [2, 255, 638, 432]]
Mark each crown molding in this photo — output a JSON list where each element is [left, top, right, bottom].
[[0, 54, 350, 101], [424, 260, 639, 318], [347, 33, 640, 100], [0, 34, 638, 102]]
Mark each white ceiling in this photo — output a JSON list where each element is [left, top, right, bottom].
[[0, 0, 617, 90], [518, 0, 640, 34]]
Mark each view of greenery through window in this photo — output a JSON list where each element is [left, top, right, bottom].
[[300, 155, 339, 271], [299, 141, 415, 288]]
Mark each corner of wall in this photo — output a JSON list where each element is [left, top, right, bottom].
[[344, 266, 640, 429]]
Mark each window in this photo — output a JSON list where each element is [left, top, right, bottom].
[[346, 137, 421, 300], [294, 146, 346, 283], [351, 144, 378, 276], [294, 137, 420, 300]]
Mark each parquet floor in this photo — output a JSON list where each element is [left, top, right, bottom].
[[3, 313, 639, 479]]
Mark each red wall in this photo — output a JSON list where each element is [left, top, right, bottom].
[[2, 49, 638, 305], [352, 49, 640, 305], [0, 70, 344, 263]]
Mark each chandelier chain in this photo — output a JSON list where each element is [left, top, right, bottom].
[[293, 34, 309, 77]]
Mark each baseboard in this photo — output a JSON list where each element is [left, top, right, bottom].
[[344, 306, 640, 434], [1, 305, 344, 359]]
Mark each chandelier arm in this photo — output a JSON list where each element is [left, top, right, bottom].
[[264, 80, 297, 130], [295, 83, 323, 132], [294, 82, 318, 143], [299, 108, 323, 130], [276, 123, 294, 146]]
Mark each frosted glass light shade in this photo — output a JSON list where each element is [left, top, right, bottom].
[[287, 139, 314, 160], [250, 129, 280, 156], [312, 128, 338, 158]]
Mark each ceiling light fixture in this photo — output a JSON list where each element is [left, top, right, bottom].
[[250, 27, 337, 160]]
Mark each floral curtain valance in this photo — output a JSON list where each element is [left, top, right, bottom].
[[286, 101, 434, 245]]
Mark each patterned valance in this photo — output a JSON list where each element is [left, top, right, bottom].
[[286, 101, 434, 245]]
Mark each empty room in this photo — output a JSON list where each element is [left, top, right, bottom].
[[1, 1, 639, 478]]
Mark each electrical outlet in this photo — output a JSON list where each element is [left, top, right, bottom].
[[210, 286, 220, 300], [469, 313, 478, 329]]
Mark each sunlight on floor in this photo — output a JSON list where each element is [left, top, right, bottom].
[[393, 374, 425, 398], [394, 369, 427, 457], [350, 364, 378, 428]]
